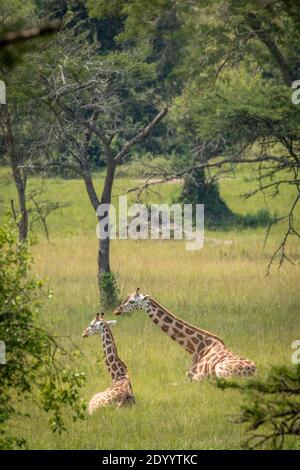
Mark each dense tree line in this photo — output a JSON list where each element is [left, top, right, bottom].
[[1, 0, 299, 289]]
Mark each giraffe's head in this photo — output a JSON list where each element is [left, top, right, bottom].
[[82, 313, 117, 338], [113, 288, 150, 315]]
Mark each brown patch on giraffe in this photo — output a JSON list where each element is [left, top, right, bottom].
[[106, 346, 112, 354], [164, 316, 173, 324], [175, 322, 183, 329], [108, 355, 114, 362], [204, 362, 210, 374], [156, 310, 164, 318], [187, 340, 195, 351], [173, 328, 185, 338], [191, 336, 199, 344], [161, 324, 169, 333], [185, 328, 195, 335], [111, 363, 117, 371], [197, 363, 205, 375], [152, 318, 159, 324], [205, 351, 217, 360]]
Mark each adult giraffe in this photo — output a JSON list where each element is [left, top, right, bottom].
[[113, 289, 256, 380]]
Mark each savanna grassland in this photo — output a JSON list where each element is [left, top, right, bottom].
[[0, 165, 299, 449]]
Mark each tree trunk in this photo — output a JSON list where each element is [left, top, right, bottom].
[[97, 158, 116, 302], [17, 182, 28, 242], [1, 106, 28, 242]]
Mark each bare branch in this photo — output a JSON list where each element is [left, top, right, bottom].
[[265, 193, 300, 275], [115, 107, 169, 162]]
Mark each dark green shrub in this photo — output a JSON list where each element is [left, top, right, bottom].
[[216, 365, 300, 449], [100, 271, 120, 309], [0, 221, 85, 449]]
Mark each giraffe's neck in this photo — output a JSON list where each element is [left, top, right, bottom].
[[141, 297, 224, 354], [100, 324, 127, 382]]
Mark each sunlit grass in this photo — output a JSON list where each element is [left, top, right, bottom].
[[0, 166, 299, 449]]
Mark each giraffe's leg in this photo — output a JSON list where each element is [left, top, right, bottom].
[[116, 394, 135, 408], [187, 371, 209, 381], [215, 359, 257, 378], [186, 370, 197, 381], [186, 359, 209, 381]]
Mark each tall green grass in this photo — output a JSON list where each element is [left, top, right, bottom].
[[0, 166, 299, 449]]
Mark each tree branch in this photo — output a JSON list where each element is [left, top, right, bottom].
[[114, 107, 169, 162], [0, 21, 61, 49], [245, 12, 294, 86]]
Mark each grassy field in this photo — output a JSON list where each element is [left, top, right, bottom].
[[0, 165, 299, 449]]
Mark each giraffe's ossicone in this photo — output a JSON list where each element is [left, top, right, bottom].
[[82, 313, 135, 414], [114, 289, 257, 381]]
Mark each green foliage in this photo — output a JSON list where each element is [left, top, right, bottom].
[[0, 0, 299, 449], [217, 365, 300, 449], [116, 153, 174, 178], [239, 208, 273, 229], [87, 0, 124, 18], [100, 271, 120, 309], [0, 220, 85, 449], [0, 0, 53, 67]]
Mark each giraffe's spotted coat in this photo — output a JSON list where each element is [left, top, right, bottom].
[[82, 315, 135, 414], [113, 290, 257, 381]]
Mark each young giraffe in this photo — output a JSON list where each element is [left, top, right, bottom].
[[113, 289, 257, 380], [82, 313, 135, 414]]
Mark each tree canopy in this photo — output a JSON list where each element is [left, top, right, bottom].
[[0, 0, 299, 261]]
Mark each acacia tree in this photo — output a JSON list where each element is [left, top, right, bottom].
[[0, 0, 61, 242], [0, 0, 35, 241], [38, 19, 167, 305], [115, 0, 300, 269], [170, 0, 300, 269], [87, 0, 235, 223], [0, 106, 28, 241]]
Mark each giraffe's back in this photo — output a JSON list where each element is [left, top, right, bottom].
[[187, 341, 257, 380]]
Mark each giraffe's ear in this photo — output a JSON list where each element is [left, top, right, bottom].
[[107, 320, 117, 327], [95, 312, 101, 321], [135, 287, 140, 295], [142, 294, 149, 300]]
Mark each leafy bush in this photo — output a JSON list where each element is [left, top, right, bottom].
[[100, 271, 120, 309], [217, 365, 300, 449], [239, 209, 274, 228], [0, 221, 86, 449]]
